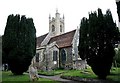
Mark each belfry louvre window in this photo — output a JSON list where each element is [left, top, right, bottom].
[[53, 51, 58, 61], [60, 25, 62, 32], [52, 25, 55, 32]]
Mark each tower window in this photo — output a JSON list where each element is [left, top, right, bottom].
[[52, 25, 55, 32], [60, 25, 62, 32]]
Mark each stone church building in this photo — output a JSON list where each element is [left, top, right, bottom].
[[33, 10, 87, 71]]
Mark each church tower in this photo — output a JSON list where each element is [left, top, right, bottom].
[[49, 9, 65, 37]]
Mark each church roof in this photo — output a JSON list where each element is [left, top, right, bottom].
[[37, 33, 48, 47], [36, 30, 76, 48], [48, 30, 76, 48]]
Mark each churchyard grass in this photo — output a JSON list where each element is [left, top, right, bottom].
[[2, 71, 29, 82], [38, 67, 120, 82], [107, 67, 120, 82], [61, 68, 97, 78], [61, 67, 120, 82], [2, 71, 60, 83], [38, 68, 96, 78], [35, 67, 120, 82]]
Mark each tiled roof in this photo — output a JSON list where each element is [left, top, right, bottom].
[[48, 30, 76, 48], [36, 33, 48, 47], [36, 30, 76, 48]]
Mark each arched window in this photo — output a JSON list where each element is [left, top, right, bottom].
[[52, 25, 55, 32], [53, 51, 58, 61], [60, 25, 62, 32], [60, 49, 67, 63]]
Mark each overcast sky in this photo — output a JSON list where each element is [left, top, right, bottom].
[[0, 0, 118, 37]]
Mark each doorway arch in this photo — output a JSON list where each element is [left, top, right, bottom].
[[60, 49, 67, 68]]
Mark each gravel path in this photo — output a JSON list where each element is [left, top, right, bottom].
[[39, 75, 82, 83]]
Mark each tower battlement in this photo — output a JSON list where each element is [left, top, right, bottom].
[[49, 9, 65, 37]]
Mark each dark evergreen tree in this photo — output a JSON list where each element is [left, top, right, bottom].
[[2, 14, 36, 75], [78, 8, 119, 79], [78, 17, 89, 60], [115, 0, 120, 67], [116, 0, 120, 42], [2, 14, 19, 64], [116, 0, 120, 22]]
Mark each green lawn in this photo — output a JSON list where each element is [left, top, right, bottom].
[[61, 67, 120, 82], [107, 67, 120, 82], [61, 68, 97, 78], [2, 71, 29, 82], [38, 68, 96, 78], [37, 67, 120, 82], [2, 71, 59, 83]]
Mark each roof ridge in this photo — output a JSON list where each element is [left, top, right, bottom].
[[51, 29, 76, 38]]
